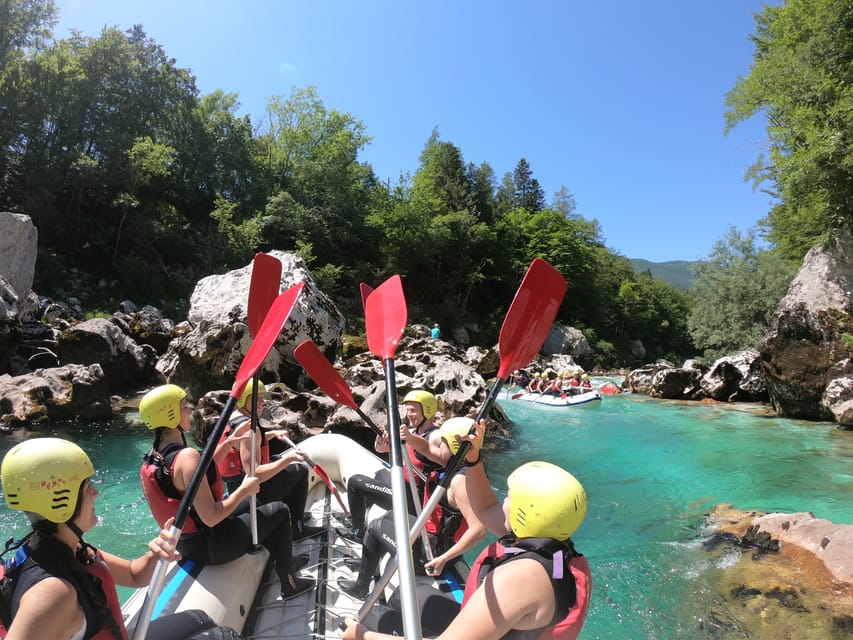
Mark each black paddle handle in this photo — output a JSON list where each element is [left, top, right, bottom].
[[356, 407, 384, 437]]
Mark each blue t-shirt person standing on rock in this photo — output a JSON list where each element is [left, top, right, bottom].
[[431, 323, 440, 339]]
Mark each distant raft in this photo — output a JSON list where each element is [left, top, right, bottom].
[[512, 389, 603, 407]]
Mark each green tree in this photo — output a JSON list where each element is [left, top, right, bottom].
[[0, 0, 56, 78], [259, 86, 376, 297], [688, 227, 797, 359], [552, 185, 577, 217], [513, 157, 545, 213], [725, 0, 853, 260]]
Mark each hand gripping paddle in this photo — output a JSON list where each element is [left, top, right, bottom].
[[354, 258, 567, 624], [132, 282, 304, 640]]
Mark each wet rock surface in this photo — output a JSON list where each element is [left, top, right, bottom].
[[702, 504, 853, 639]]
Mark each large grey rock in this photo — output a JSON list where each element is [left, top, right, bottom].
[[542, 325, 594, 366], [0, 213, 37, 296], [700, 349, 767, 402], [188, 251, 344, 351], [821, 374, 853, 427], [56, 318, 160, 392], [160, 252, 345, 396], [0, 364, 112, 427], [648, 366, 703, 400], [760, 228, 853, 421], [626, 362, 673, 394]]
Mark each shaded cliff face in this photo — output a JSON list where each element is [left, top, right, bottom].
[[760, 229, 853, 421]]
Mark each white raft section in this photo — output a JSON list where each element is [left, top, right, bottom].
[[122, 433, 463, 639]]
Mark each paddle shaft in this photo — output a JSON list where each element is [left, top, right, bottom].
[[382, 357, 421, 640], [279, 433, 351, 518], [354, 379, 504, 621], [132, 396, 237, 639], [293, 339, 384, 438], [401, 434, 435, 563], [248, 378, 260, 549], [133, 283, 302, 640]]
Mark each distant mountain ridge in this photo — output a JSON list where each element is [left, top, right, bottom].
[[630, 259, 695, 291]]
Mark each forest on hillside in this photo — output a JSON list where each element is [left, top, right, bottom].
[[1, 0, 849, 366]]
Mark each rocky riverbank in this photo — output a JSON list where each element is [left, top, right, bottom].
[[702, 504, 853, 638]]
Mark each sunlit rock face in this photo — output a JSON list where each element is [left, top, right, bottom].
[[761, 229, 853, 422]]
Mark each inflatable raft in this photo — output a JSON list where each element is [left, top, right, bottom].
[[121, 433, 467, 639]]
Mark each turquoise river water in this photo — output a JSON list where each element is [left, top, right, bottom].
[[1, 384, 852, 639]]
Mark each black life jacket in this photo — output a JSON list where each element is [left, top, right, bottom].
[[0, 540, 119, 639]]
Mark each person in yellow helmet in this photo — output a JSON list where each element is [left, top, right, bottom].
[[338, 417, 488, 604], [138, 384, 314, 601], [340, 420, 592, 640], [216, 380, 323, 541], [336, 390, 450, 548], [526, 372, 543, 393], [0, 437, 242, 639]]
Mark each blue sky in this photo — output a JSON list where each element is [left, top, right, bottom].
[[54, 0, 775, 263]]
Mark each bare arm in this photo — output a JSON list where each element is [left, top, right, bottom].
[[423, 471, 488, 577], [6, 577, 83, 640], [339, 558, 554, 640], [460, 420, 508, 537], [373, 429, 389, 454], [403, 429, 450, 466], [237, 436, 303, 483], [173, 447, 259, 527], [213, 419, 251, 463]]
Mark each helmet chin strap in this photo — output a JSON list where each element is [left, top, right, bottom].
[[177, 426, 189, 446], [66, 520, 97, 565]]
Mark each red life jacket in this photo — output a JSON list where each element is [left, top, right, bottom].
[[140, 442, 224, 533], [86, 552, 128, 640], [423, 469, 468, 548], [215, 415, 270, 480], [463, 538, 591, 640], [402, 425, 441, 486]]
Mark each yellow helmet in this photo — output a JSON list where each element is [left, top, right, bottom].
[[403, 390, 437, 420], [438, 417, 475, 455], [1, 438, 95, 523], [581, 373, 589, 380], [139, 384, 186, 429], [237, 379, 266, 409], [507, 461, 586, 541]]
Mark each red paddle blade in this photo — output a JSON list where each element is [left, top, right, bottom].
[[365, 275, 407, 360], [359, 282, 374, 312], [294, 339, 359, 410], [247, 253, 282, 337], [496, 258, 567, 379], [232, 283, 304, 399]]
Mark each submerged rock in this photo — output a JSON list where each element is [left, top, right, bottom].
[[702, 504, 853, 638]]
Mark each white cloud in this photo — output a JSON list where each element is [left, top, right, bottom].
[[278, 61, 297, 75]]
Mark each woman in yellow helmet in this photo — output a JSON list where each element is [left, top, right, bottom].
[[0, 437, 242, 639], [216, 380, 323, 541], [336, 389, 449, 546], [138, 384, 313, 601], [340, 420, 592, 640], [337, 417, 487, 603]]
